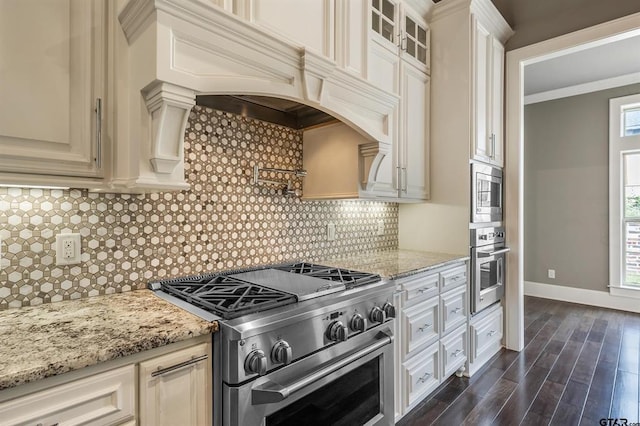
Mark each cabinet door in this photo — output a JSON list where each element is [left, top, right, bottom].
[[490, 37, 505, 167], [139, 343, 211, 426], [248, 0, 335, 59], [0, 0, 104, 179], [399, 61, 429, 200], [399, 5, 429, 73], [472, 17, 492, 164], [0, 366, 135, 426], [370, 0, 399, 51]]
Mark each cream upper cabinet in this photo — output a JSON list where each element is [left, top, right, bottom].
[[367, 0, 430, 201], [429, 0, 512, 213], [241, 0, 336, 60], [0, 0, 106, 187], [399, 61, 429, 200], [473, 17, 505, 167]]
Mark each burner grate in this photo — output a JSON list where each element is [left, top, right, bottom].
[[156, 275, 297, 319], [273, 262, 381, 288]]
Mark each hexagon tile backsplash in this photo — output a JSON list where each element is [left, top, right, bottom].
[[0, 106, 399, 309]]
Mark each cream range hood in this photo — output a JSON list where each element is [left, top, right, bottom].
[[117, 0, 399, 198]]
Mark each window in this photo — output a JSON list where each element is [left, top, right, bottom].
[[610, 94, 640, 293], [623, 152, 640, 285], [624, 107, 640, 136]]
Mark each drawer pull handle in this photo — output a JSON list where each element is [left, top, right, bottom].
[[417, 372, 432, 383], [449, 275, 464, 282], [151, 354, 208, 377], [451, 349, 463, 358], [451, 307, 462, 315], [487, 330, 497, 337], [418, 323, 432, 332], [418, 287, 433, 293]]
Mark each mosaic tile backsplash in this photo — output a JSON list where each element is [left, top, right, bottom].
[[0, 106, 399, 309]]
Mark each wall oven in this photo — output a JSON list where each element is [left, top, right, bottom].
[[470, 226, 510, 314], [223, 327, 394, 426], [471, 162, 503, 223]]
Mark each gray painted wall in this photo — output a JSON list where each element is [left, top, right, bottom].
[[524, 83, 640, 291]]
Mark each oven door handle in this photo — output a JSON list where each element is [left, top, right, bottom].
[[251, 329, 393, 405], [477, 247, 511, 258]]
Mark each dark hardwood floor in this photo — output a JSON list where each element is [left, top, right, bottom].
[[397, 296, 640, 425]]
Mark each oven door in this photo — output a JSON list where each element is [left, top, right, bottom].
[[224, 327, 394, 426], [471, 164, 503, 223], [471, 245, 510, 313]]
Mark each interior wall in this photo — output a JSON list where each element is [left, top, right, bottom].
[[524, 83, 640, 291]]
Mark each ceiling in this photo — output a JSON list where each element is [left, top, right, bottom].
[[524, 34, 640, 96]]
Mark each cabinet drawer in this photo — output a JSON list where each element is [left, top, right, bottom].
[[400, 272, 439, 305], [471, 305, 503, 361], [403, 342, 440, 407], [440, 286, 467, 335], [403, 297, 439, 358], [440, 264, 467, 293], [441, 325, 467, 378], [0, 365, 135, 426]]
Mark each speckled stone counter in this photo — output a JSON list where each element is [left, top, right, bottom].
[[321, 249, 469, 280], [0, 290, 217, 391]]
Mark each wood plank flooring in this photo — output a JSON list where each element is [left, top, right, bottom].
[[397, 296, 640, 425]]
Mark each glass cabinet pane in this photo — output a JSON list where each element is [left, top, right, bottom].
[[381, 20, 394, 42], [382, 0, 394, 20], [418, 27, 427, 44], [407, 39, 415, 56], [405, 17, 415, 37], [372, 11, 380, 33]]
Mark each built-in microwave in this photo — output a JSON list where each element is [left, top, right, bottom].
[[471, 162, 503, 223]]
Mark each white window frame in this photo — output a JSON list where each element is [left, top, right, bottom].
[[609, 93, 640, 297]]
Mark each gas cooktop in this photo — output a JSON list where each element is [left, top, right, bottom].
[[149, 262, 381, 320]]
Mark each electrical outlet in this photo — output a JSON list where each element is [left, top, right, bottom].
[[56, 233, 82, 265], [548, 269, 556, 279], [376, 220, 384, 236], [327, 223, 336, 241]]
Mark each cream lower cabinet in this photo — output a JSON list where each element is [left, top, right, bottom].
[[394, 260, 468, 421], [139, 342, 211, 426], [0, 337, 211, 426], [467, 302, 503, 376], [0, 366, 136, 426]]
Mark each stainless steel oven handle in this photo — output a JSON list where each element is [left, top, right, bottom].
[[477, 247, 511, 258], [251, 329, 393, 405]]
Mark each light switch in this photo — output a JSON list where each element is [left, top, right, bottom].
[[56, 233, 82, 265]]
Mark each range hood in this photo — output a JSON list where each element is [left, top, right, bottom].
[[196, 95, 338, 130], [116, 0, 399, 196]]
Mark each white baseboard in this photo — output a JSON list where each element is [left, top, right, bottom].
[[524, 281, 640, 314]]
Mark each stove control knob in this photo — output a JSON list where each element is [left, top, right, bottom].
[[327, 321, 348, 342], [244, 350, 267, 376], [370, 306, 386, 324], [383, 302, 396, 319], [350, 313, 366, 332], [271, 340, 293, 365]]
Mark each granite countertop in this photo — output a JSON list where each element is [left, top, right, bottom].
[[0, 290, 217, 391], [321, 249, 469, 280]]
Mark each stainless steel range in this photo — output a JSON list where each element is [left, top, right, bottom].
[[150, 262, 396, 426]]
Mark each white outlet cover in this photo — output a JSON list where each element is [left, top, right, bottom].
[[548, 269, 556, 279], [327, 223, 336, 241], [56, 233, 82, 265]]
